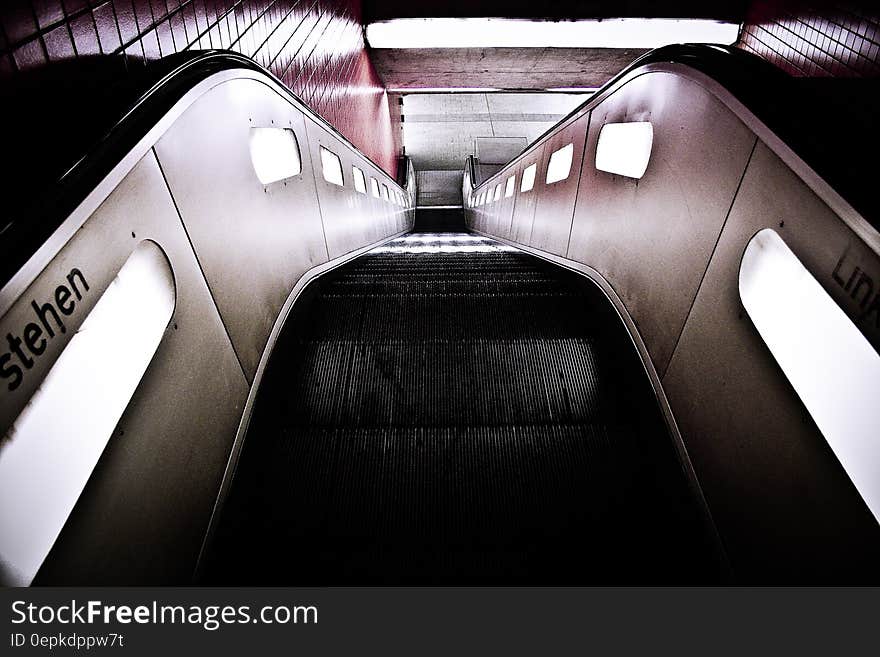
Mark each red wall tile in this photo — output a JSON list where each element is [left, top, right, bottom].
[[739, 1, 880, 77], [0, 0, 402, 176]]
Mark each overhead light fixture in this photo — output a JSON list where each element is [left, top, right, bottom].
[[366, 18, 739, 49]]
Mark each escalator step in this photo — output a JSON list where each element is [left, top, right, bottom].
[[202, 232, 722, 583]]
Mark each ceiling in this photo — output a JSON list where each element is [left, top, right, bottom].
[[365, 2, 747, 90], [401, 92, 589, 170], [373, 47, 647, 90]]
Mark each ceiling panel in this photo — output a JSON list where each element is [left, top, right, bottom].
[[373, 47, 647, 90], [401, 92, 587, 170]]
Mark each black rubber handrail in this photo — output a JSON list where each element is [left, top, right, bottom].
[[466, 43, 880, 233], [3, 45, 877, 291]]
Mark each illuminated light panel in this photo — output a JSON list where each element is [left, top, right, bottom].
[[352, 166, 367, 194], [494, 185, 502, 202], [0, 241, 175, 585], [381, 184, 390, 201], [320, 147, 344, 186], [739, 229, 880, 523], [595, 121, 653, 179], [249, 128, 301, 184], [366, 18, 739, 49], [546, 143, 574, 184], [521, 163, 537, 192], [370, 177, 381, 198], [505, 175, 516, 197]]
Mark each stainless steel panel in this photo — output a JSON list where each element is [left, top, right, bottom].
[[154, 78, 328, 381], [566, 72, 756, 374], [21, 153, 247, 584], [495, 169, 518, 239], [510, 143, 547, 244], [529, 113, 589, 255], [304, 119, 374, 260], [305, 119, 408, 255], [662, 141, 880, 580]]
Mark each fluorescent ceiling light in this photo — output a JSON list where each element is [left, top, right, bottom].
[[595, 121, 654, 179], [367, 18, 739, 49], [739, 229, 880, 523]]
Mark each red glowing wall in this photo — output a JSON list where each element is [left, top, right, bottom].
[[0, 1, 402, 176]]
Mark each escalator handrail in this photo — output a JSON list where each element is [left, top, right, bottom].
[[463, 43, 879, 241], [0, 50, 410, 293]]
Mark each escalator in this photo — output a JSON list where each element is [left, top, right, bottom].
[[201, 230, 724, 583], [2, 43, 878, 585]]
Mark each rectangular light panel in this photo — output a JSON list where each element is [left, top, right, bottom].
[[0, 241, 175, 585], [367, 18, 739, 49], [739, 229, 880, 523], [249, 128, 301, 185], [352, 166, 367, 194], [505, 175, 515, 198], [520, 163, 537, 192], [595, 122, 653, 179], [546, 143, 574, 184], [320, 147, 344, 186]]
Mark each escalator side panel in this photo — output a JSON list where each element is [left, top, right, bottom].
[[3, 153, 249, 585], [467, 65, 880, 580], [567, 72, 757, 375], [663, 142, 880, 581], [1, 67, 413, 584]]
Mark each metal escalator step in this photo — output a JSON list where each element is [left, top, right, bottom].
[[201, 232, 722, 584]]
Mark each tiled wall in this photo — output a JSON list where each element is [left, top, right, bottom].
[[0, 0, 401, 176], [739, 1, 880, 77]]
